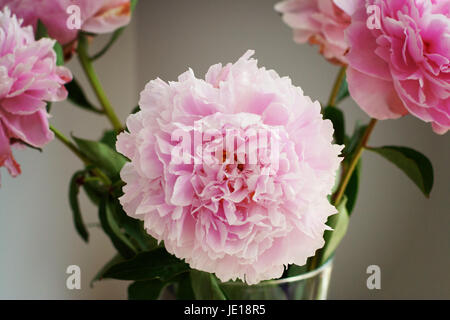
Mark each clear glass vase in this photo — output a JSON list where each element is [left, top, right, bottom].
[[218, 259, 333, 300], [159, 259, 333, 300]]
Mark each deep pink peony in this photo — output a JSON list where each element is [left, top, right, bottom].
[[275, 0, 352, 64], [337, 0, 450, 134], [0, 7, 72, 184], [116, 51, 343, 284], [0, 0, 131, 45]]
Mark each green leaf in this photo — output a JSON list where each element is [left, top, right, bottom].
[[69, 171, 89, 242], [336, 74, 349, 104], [128, 279, 166, 300], [90, 254, 124, 287], [320, 197, 350, 264], [73, 136, 127, 180], [35, 20, 64, 65], [102, 248, 189, 282], [176, 273, 196, 300], [131, 105, 140, 114], [82, 178, 105, 205], [130, 0, 139, 12], [99, 197, 137, 259], [344, 159, 361, 215], [323, 106, 345, 145], [344, 123, 368, 157], [110, 199, 158, 251], [367, 146, 434, 197], [35, 20, 48, 40], [53, 41, 64, 66], [286, 264, 308, 278], [190, 270, 227, 300], [66, 78, 103, 114], [100, 130, 117, 149]]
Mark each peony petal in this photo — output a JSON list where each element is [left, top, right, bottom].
[[347, 68, 408, 120]]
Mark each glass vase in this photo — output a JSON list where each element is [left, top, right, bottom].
[[218, 259, 333, 300], [160, 259, 334, 300]]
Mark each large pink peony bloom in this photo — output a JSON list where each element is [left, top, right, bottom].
[[0, 8, 72, 184], [337, 0, 450, 134], [275, 0, 352, 64], [0, 0, 131, 45], [116, 51, 343, 284]]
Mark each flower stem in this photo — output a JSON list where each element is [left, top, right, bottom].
[[77, 35, 124, 132], [50, 125, 111, 185], [307, 118, 377, 271], [327, 66, 347, 107], [50, 125, 89, 164], [332, 118, 378, 205]]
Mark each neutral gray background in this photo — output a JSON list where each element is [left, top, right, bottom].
[[0, 0, 449, 299]]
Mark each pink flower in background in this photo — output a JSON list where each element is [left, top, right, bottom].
[[0, 8, 72, 184], [275, 0, 352, 64], [338, 0, 450, 134], [116, 51, 342, 284], [0, 0, 131, 45]]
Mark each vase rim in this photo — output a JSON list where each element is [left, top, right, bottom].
[[221, 258, 334, 286]]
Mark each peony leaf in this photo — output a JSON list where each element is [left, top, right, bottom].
[[99, 196, 137, 259], [68, 170, 89, 242], [336, 74, 349, 104], [110, 199, 159, 252], [82, 177, 105, 206], [90, 253, 124, 287], [100, 129, 117, 149], [367, 146, 434, 197], [35, 20, 48, 40], [344, 159, 361, 215], [73, 136, 127, 181], [323, 106, 345, 145], [35, 20, 64, 66], [343, 123, 368, 157], [128, 279, 166, 300], [53, 41, 64, 66], [190, 270, 227, 300], [320, 197, 350, 264], [102, 248, 189, 282], [66, 78, 103, 114], [176, 273, 196, 299], [131, 105, 140, 114]]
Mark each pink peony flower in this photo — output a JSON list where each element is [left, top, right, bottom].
[[275, 0, 352, 64], [116, 51, 343, 284], [338, 0, 450, 134], [0, 7, 72, 184], [0, 0, 131, 45]]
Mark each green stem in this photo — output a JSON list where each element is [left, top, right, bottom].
[[77, 35, 124, 132], [51, 125, 89, 164], [332, 119, 377, 205], [50, 125, 111, 185], [307, 118, 378, 271], [327, 67, 347, 107]]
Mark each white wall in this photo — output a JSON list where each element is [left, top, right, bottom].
[[0, 0, 449, 299]]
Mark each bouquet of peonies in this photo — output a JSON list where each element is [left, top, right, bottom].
[[0, 0, 448, 300]]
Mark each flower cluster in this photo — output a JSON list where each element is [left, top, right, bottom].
[[275, 0, 352, 64], [117, 51, 343, 284], [0, 8, 71, 184], [0, 0, 131, 45], [339, 0, 450, 134]]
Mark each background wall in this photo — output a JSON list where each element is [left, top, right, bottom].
[[0, 0, 449, 299]]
